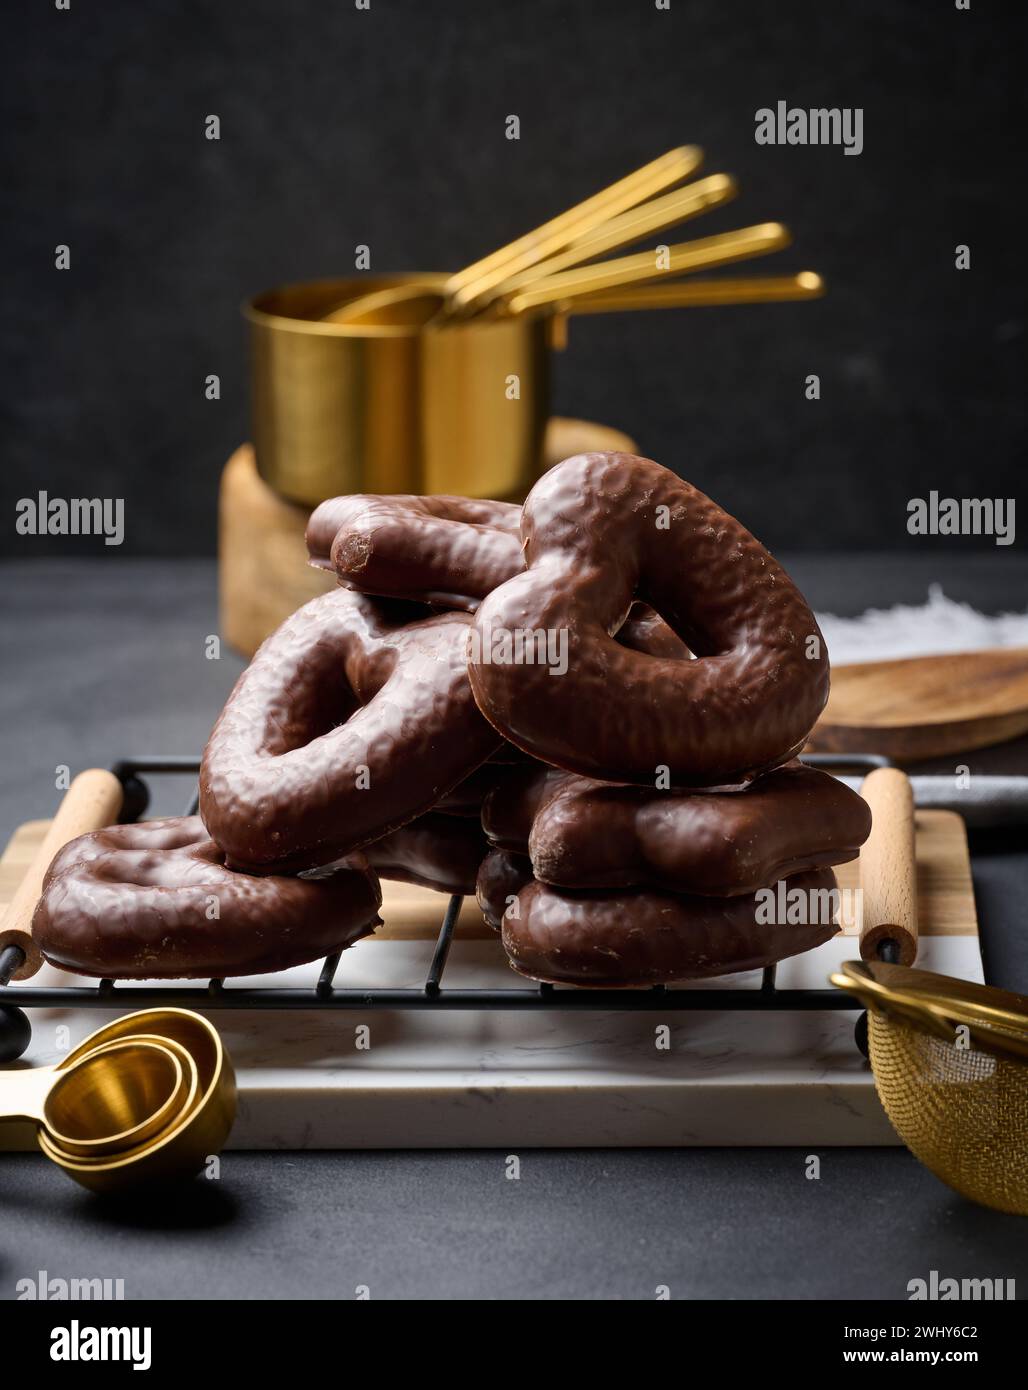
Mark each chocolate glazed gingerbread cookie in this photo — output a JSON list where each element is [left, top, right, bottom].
[[503, 869, 840, 986], [33, 817, 382, 979], [480, 764, 576, 853], [307, 494, 522, 612], [469, 453, 830, 787], [476, 849, 534, 930], [526, 762, 871, 897], [363, 813, 486, 896], [306, 491, 688, 659], [200, 589, 503, 872]]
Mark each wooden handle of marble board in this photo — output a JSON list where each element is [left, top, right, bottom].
[[0, 769, 123, 980], [858, 767, 918, 966]]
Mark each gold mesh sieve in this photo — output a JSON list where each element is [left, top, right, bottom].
[[832, 961, 1028, 1215]]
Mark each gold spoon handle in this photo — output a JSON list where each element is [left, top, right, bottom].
[[829, 968, 960, 1043], [558, 271, 824, 314], [447, 145, 704, 312], [0, 768, 123, 981], [0, 1063, 60, 1125], [491, 173, 738, 299], [321, 284, 444, 327], [503, 222, 791, 313]]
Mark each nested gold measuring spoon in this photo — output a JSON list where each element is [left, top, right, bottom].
[[325, 234, 814, 334], [447, 145, 703, 313], [482, 173, 738, 301], [0, 768, 237, 1190], [23, 1008, 235, 1193], [322, 145, 705, 325], [502, 222, 792, 314], [1, 1036, 192, 1158], [322, 283, 446, 327], [561, 271, 825, 314]]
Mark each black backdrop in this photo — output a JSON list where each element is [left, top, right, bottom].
[[2, 0, 1024, 555]]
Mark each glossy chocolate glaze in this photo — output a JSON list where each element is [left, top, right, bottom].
[[481, 764, 576, 852], [200, 589, 503, 872], [502, 868, 840, 986], [432, 762, 520, 817], [617, 601, 691, 660], [306, 494, 522, 612], [469, 453, 830, 786], [33, 816, 382, 979], [476, 848, 534, 930], [528, 762, 871, 896], [306, 490, 684, 658], [364, 812, 486, 895]]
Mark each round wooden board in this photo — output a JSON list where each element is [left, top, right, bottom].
[[220, 417, 637, 657], [809, 647, 1028, 761]]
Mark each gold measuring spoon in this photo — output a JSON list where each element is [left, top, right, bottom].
[[448, 145, 704, 313], [502, 222, 792, 314], [321, 146, 704, 325], [322, 283, 446, 327], [33, 1009, 236, 1193], [328, 214, 807, 329], [1, 1008, 233, 1192], [484, 173, 738, 301], [0, 768, 237, 1190], [0, 1037, 191, 1160], [48, 1034, 198, 1157], [559, 271, 825, 314]]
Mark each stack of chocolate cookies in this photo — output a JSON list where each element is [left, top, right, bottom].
[[35, 453, 870, 984]]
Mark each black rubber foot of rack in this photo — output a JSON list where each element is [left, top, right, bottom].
[[0, 1004, 32, 1063], [116, 774, 150, 824], [854, 1010, 869, 1059]]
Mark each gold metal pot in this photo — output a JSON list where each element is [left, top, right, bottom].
[[246, 275, 551, 505]]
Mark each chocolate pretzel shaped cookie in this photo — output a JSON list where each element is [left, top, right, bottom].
[[200, 588, 502, 872], [34, 816, 382, 979], [307, 491, 689, 659], [469, 453, 830, 787], [502, 869, 841, 987], [483, 761, 870, 897], [307, 494, 522, 612]]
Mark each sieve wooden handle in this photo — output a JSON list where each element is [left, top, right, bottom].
[[858, 767, 918, 966], [0, 769, 123, 981]]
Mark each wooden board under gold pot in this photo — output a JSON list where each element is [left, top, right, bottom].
[[219, 417, 637, 659]]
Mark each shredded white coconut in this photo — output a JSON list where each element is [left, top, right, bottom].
[[816, 585, 1028, 666]]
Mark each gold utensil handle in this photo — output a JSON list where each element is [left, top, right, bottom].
[[0, 1062, 60, 1125], [830, 965, 957, 1041], [448, 145, 704, 311], [0, 768, 123, 981], [503, 222, 791, 313], [488, 173, 738, 299], [563, 271, 824, 314], [858, 768, 918, 965], [321, 284, 445, 327]]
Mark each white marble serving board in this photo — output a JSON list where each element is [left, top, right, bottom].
[[0, 805, 983, 1148], [7, 927, 984, 1149]]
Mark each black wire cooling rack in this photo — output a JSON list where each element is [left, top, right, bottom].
[[0, 753, 894, 1062]]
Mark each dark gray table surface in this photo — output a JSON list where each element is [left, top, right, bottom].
[[2, 554, 1027, 1300]]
